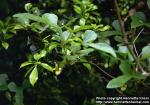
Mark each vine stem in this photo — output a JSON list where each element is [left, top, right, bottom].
[[114, 0, 149, 76]]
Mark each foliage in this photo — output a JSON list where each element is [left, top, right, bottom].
[[0, 0, 150, 105]]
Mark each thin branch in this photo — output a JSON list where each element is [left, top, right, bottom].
[[133, 28, 144, 44], [75, 61, 114, 79], [114, 0, 150, 76], [133, 28, 144, 56]]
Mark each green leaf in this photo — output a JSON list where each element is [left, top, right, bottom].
[[40, 63, 53, 72], [65, 55, 79, 61], [13, 14, 29, 25], [79, 18, 86, 26], [73, 25, 93, 32], [99, 31, 121, 37], [42, 13, 58, 25], [20, 62, 33, 68], [78, 48, 94, 56], [33, 50, 47, 60], [106, 75, 132, 88], [70, 43, 81, 53], [2, 41, 9, 50], [83, 30, 97, 43], [112, 20, 121, 32], [80, 59, 91, 71], [118, 45, 128, 54], [74, 5, 82, 14], [147, 0, 150, 9], [87, 43, 117, 57], [40, 50, 47, 57], [132, 72, 146, 79], [33, 53, 41, 61], [141, 45, 150, 59], [0, 74, 8, 85], [48, 42, 58, 53], [61, 31, 70, 41], [29, 66, 38, 86], [0, 85, 8, 91], [119, 61, 132, 75], [13, 13, 43, 23], [131, 12, 146, 28], [25, 3, 32, 11], [8, 82, 17, 92]]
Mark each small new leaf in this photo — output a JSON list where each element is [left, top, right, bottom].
[[2, 41, 9, 50]]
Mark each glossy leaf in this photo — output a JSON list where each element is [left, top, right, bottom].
[[13, 13, 43, 23], [118, 46, 128, 54], [131, 12, 146, 28], [79, 18, 86, 26], [20, 62, 33, 68], [2, 41, 9, 50], [33, 50, 47, 61], [141, 45, 150, 59], [29, 66, 38, 86], [83, 30, 97, 43], [78, 48, 94, 56], [80, 59, 91, 71], [87, 43, 116, 57], [40, 63, 53, 72], [48, 42, 58, 53], [61, 31, 70, 41], [42, 13, 58, 25], [33, 53, 41, 61], [112, 20, 121, 32], [74, 5, 82, 14], [119, 61, 132, 75], [99, 31, 121, 37], [106, 75, 132, 88]]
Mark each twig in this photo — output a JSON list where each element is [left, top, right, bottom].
[[114, 0, 150, 76], [42, 34, 51, 40], [133, 28, 144, 56], [75, 61, 114, 79], [133, 28, 144, 44]]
